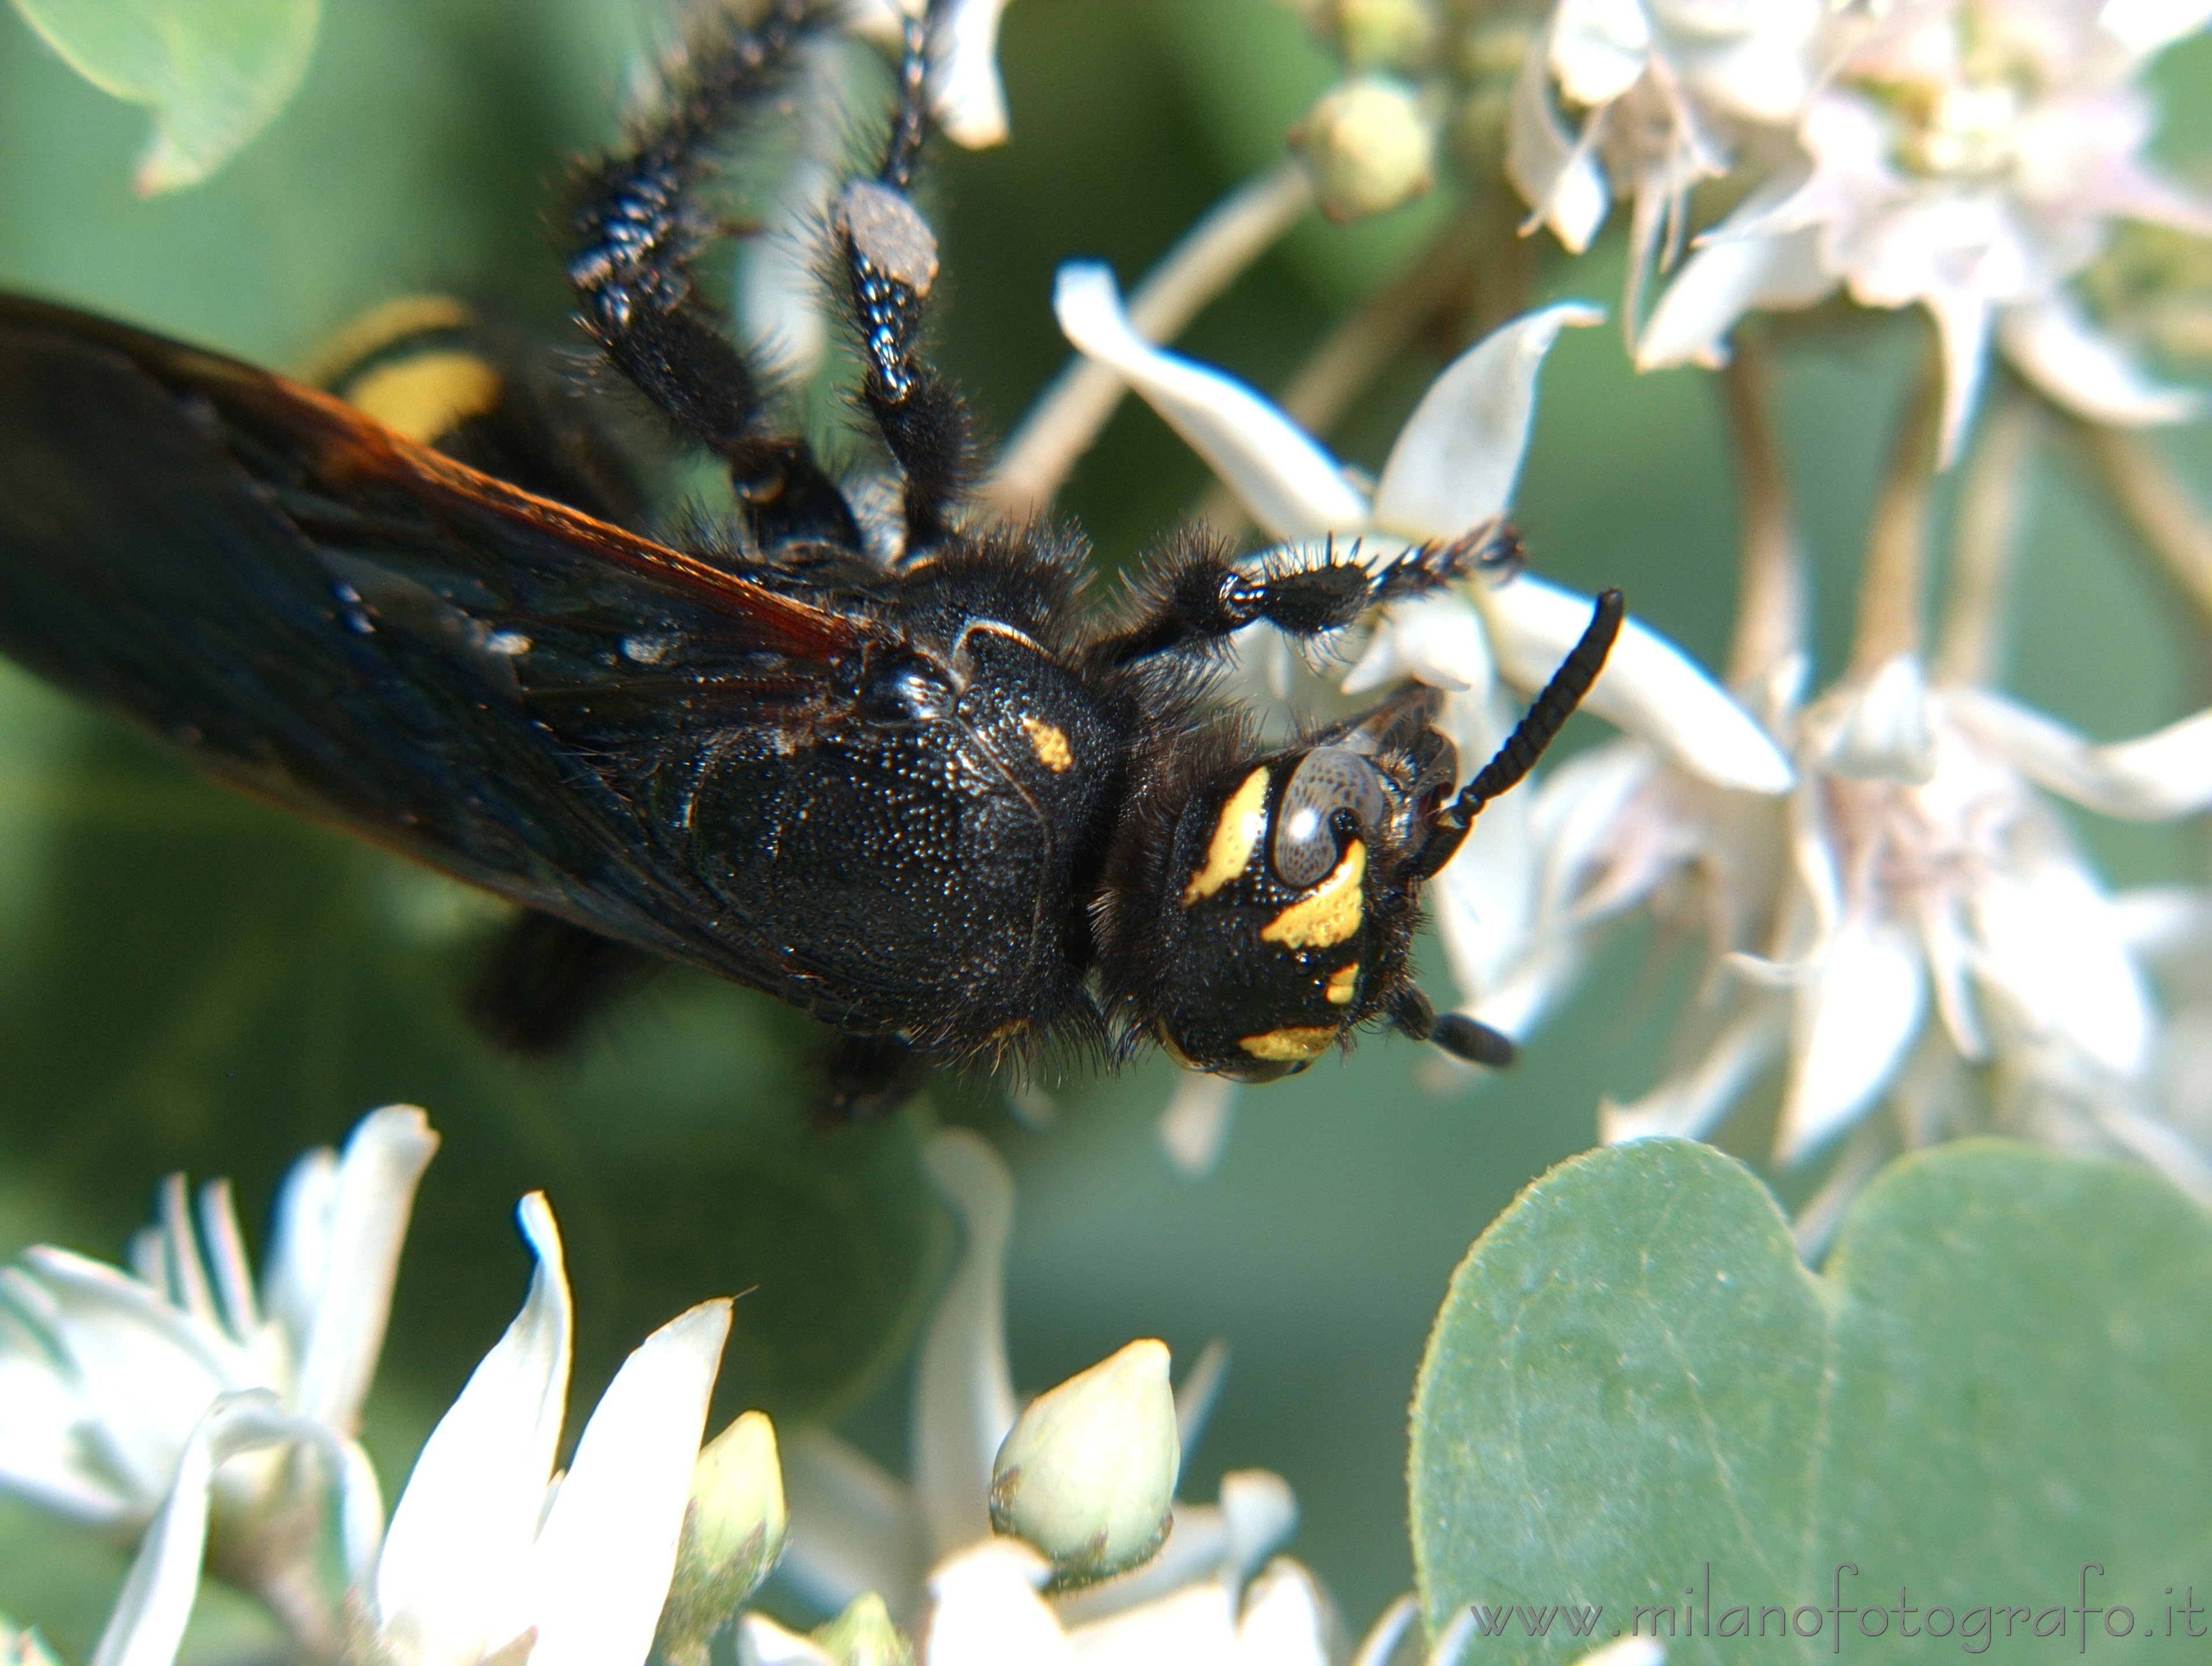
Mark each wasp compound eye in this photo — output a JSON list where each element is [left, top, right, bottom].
[[1272, 746, 1391, 888]]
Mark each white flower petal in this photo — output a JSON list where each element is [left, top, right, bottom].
[[0, 1300, 138, 1524], [1067, 1580, 1235, 1665], [1948, 688, 2212, 820], [1371, 305, 1602, 540], [1550, 0, 1652, 107], [294, 1106, 438, 1433], [1601, 995, 1788, 1144], [1813, 653, 1937, 784], [1217, 1469, 1298, 1584], [1341, 594, 1494, 696], [1575, 1638, 1667, 1666], [1999, 295, 2200, 428], [924, 1539, 1076, 1666], [1638, 222, 1836, 368], [1234, 1560, 1330, 1666], [526, 1299, 731, 1666], [90, 1391, 313, 1666], [374, 1193, 573, 1666], [2099, 0, 2212, 54], [1778, 912, 1927, 1162], [738, 1613, 839, 1666], [779, 1428, 920, 1616], [1053, 263, 1368, 540], [260, 1146, 338, 1363], [1157, 1073, 1239, 1178], [933, 0, 1012, 148], [1172, 1336, 1229, 1459], [914, 1130, 1018, 1561], [1349, 1595, 1419, 1666], [1922, 283, 1995, 470], [192, 1182, 257, 1344], [15, 1249, 246, 1504], [1973, 839, 2152, 1077], [1506, 36, 1611, 253], [1474, 576, 1794, 791]]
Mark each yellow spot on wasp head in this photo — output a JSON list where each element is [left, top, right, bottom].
[[1182, 766, 1270, 905], [1238, 1025, 1337, 1062], [1021, 715, 1073, 772], [345, 353, 503, 445], [1324, 961, 1360, 1005], [1260, 839, 1365, 949]]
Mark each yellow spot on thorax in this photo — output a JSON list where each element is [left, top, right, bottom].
[[1324, 961, 1360, 1005], [1183, 766, 1270, 904], [1239, 1026, 1336, 1062], [344, 353, 504, 445], [1260, 839, 1365, 949], [1021, 715, 1073, 772]]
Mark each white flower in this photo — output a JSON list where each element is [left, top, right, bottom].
[[777, 1130, 1240, 1618], [0, 1106, 435, 1630], [1641, 0, 2212, 462], [1604, 657, 2212, 1186], [1509, 0, 1831, 327], [90, 1191, 735, 1666], [844, 0, 1014, 149], [1053, 261, 1791, 1163]]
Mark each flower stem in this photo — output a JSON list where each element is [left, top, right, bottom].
[[1934, 385, 2034, 687], [1189, 201, 1495, 536], [981, 159, 1314, 519], [1716, 332, 1804, 690], [2071, 421, 2212, 631], [1849, 327, 1945, 677]]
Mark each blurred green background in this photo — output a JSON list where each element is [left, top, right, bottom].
[[1, 1, 2206, 1655]]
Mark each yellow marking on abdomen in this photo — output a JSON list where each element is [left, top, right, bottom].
[[1325, 961, 1360, 1005], [1260, 839, 1365, 949], [1239, 1026, 1336, 1062], [300, 294, 476, 386], [344, 352, 504, 445], [1021, 716, 1072, 772], [1182, 766, 1270, 904]]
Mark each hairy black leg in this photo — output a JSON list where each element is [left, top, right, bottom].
[[468, 911, 662, 1053], [566, 0, 860, 553], [1094, 519, 1522, 668], [816, 1031, 926, 1124], [1413, 588, 1626, 879], [834, 3, 977, 552]]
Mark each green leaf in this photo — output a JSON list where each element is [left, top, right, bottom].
[[1409, 1138, 2212, 1663], [9, 0, 320, 193]]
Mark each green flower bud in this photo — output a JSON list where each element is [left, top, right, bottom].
[[811, 1592, 912, 1666], [653, 1411, 788, 1666], [987, 1338, 1178, 1591], [1291, 75, 1436, 223], [1324, 0, 1435, 71]]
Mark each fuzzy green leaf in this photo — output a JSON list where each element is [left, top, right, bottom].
[[9, 0, 320, 191], [1410, 1138, 2212, 1662]]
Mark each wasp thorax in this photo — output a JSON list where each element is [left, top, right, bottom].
[[1148, 746, 1417, 1081]]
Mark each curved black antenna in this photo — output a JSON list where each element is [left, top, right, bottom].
[[1414, 587, 1626, 880]]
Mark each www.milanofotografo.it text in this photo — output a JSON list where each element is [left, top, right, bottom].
[[1461, 1565, 2209, 1653]]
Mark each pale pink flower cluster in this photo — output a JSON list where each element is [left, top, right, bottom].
[[1512, 0, 2212, 460]]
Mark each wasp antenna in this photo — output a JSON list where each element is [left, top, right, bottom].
[[1431, 1012, 1518, 1069], [1391, 986, 1436, 1041]]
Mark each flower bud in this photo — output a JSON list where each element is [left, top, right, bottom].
[[1291, 75, 1436, 223], [812, 1592, 911, 1666], [654, 1411, 788, 1666], [1324, 0, 1434, 70], [987, 1338, 1178, 1590]]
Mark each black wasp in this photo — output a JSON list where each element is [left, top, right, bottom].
[[0, 1, 1622, 1117]]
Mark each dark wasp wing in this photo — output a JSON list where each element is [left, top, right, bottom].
[[0, 293, 874, 978]]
